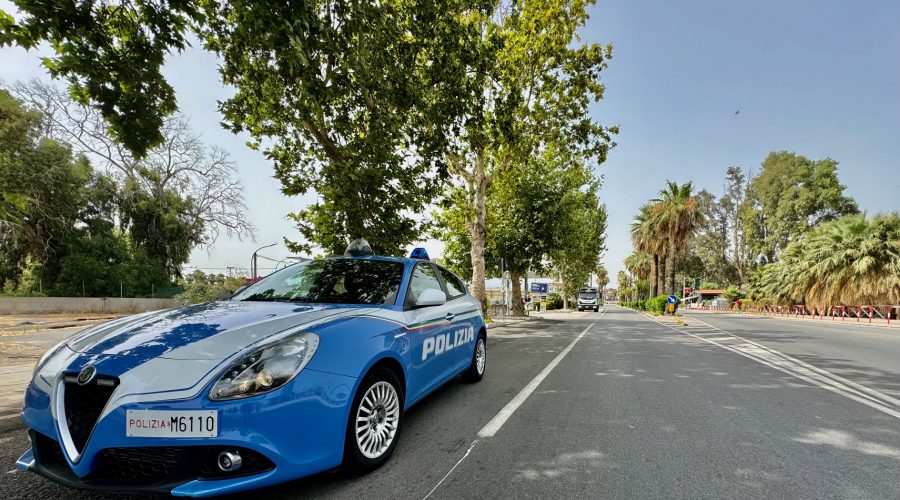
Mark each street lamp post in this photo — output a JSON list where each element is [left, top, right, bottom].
[[251, 243, 277, 280]]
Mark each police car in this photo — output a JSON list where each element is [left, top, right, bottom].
[[16, 240, 486, 496]]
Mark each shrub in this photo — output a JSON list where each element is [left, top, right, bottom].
[[546, 293, 563, 310]]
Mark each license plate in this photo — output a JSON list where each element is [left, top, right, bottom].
[[126, 410, 218, 438]]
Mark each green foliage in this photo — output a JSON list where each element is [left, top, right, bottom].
[[3, 1, 483, 256], [652, 181, 704, 295], [595, 265, 609, 289], [176, 270, 247, 304], [617, 270, 631, 290], [0, 87, 204, 296], [742, 151, 858, 262], [0, 1, 203, 156], [722, 286, 743, 302], [624, 252, 651, 280], [621, 294, 677, 316], [634, 279, 650, 299], [748, 213, 900, 306], [545, 293, 563, 311], [201, 0, 483, 256], [431, 184, 478, 280]]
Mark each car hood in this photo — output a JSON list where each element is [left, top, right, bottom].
[[66, 301, 375, 361]]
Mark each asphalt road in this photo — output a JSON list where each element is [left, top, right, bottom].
[[1, 306, 899, 499]]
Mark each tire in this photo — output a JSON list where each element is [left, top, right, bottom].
[[594, 307, 599, 312], [461, 333, 486, 383], [343, 367, 404, 473]]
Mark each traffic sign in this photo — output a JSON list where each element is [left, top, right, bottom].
[[667, 295, 678, 304]]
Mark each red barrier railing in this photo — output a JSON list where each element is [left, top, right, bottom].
[[690, 302, 899, 326]]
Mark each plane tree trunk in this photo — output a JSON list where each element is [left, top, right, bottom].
[[510, 270, 525, 316], [467, 150, 490, 311]]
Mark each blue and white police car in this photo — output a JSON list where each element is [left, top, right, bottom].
[[16, 240, 486, 496]]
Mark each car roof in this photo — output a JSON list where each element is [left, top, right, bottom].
[[323, 254, 429, 266]]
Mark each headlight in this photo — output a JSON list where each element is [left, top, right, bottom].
[[210, 332, 319, 401]]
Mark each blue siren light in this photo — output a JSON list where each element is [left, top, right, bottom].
[[410, 248, 430, 260]]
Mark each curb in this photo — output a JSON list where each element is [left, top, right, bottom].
[[486, 316, 538, 330]]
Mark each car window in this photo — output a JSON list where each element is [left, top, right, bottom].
[[436, 266, 466, 299], [408, 263, 444, 303], [232, 259, 403, 305]]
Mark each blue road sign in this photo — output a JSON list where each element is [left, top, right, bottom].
[[667, 295, 678, 304]]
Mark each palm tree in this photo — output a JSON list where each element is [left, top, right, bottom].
[[624, 252, 652, 280], [631, 203, 662, 296], [624, 252, 652, 299], [792, 213, 899, 306], [653, 181, 704, 295]]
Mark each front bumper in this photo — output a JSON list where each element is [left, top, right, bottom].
[[17, 368, 357, 497]]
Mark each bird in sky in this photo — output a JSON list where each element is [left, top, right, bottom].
[[734, 110, 740, 115]]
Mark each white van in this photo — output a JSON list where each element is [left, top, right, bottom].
[[577, 287, 600, 312]]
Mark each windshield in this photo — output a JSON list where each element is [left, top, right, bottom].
[[579, 292, 597, 299], [232, 259, 404, 306]]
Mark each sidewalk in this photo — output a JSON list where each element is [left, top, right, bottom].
[[487, 308, 598, 330]]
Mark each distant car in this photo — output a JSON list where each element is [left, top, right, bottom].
[[16, 241, 486, 496], [577, 287, 600, 312]]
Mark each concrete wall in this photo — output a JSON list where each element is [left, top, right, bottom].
[[0, 297, 182, 315]]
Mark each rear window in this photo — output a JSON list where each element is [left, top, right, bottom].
[[437, 266, 467, 299], [233, 259, 404, 305]]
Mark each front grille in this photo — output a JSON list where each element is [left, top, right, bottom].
[[93, 447, 182, 483], [33, 431, 67, 469], [63, 374, 119, 453], [31, 431, 276, 490]]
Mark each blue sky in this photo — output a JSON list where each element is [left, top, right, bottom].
[[2, 1, 898, 285]]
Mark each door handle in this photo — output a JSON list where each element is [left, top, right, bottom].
[[445, 312, 456, 321]]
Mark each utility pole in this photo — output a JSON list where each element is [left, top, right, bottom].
[[251, 243, 277, 280]]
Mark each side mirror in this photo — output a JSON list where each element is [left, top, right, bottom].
[[414, 288, 446, 308]]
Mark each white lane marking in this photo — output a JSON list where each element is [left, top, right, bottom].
[[421, 439, 479, 500], [644, 315, 900, 419], [687, 315, 900, 408], [421, 311, 606, 500], [478, 312, 604, 438]]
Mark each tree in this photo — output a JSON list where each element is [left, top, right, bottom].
[[3, 1, 482, 257], [0, 89, 101, 289], [9, 80, 253, 247], [749, 213, 900, 307], [595, 265, 609, 290], [176, 270, 247, 304], [0, 1, 203, 156], [548, 188, 607, 309], [631, 203, 664, 297], [616, 270, 632, 299], [624, 252, 651, 281], [447, 0, 616, 306], [721, 166, 752, 281], [653, 181, 703, 295], [203, 1, 485, 256], [686, 188, 738, 286], [741, 151, 858, 264]]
